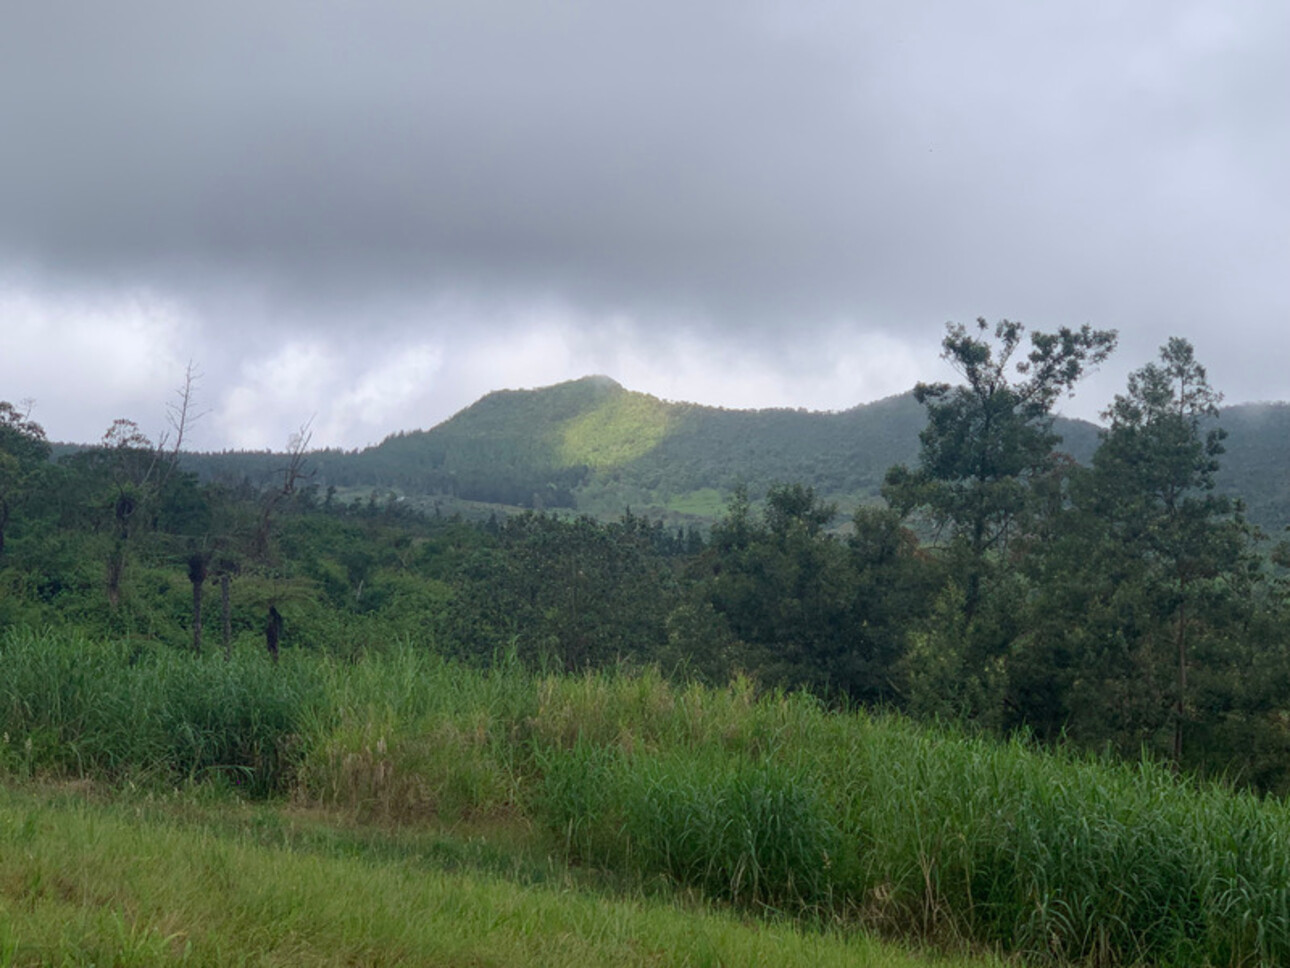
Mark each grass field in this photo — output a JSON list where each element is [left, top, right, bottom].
[[2, 626, 1289, 966], [0, 786, 995, 967], [663, 488, 729, 518]]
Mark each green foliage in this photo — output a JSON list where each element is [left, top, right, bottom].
[[179, 378, 989, 523], [0, 401, 50, 466], [296, 646, 532, 822], [448, 511, 687, 672], [884, 319, 1115, 608], [7, 341, 1290, 797], [0, 400, 52, 559], [1017, 339, 1265, 766], [703, 486, 925, 704], [1209, 401, 1290, 531], [526, 668, 1290, 966], [871, 329, 1290, 788], [341, 656, 1290, 965], [663, 486, 727, 516], [143, 373, 1290, 533], [878, 321, 1118, 736]]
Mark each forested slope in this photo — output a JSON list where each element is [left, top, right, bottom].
[[179, 376, 1109, 523], [1211, 401, 1290, 531], [178, 374, 1288, 531]]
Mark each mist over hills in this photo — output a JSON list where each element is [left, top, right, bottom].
[[179, 376, 1290, 533]]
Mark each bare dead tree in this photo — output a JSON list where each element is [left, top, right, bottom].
[[101, 365, 206, 609], [156, 361, 207, 491], [167, 362, 200, 453], [253, 418, 315, 560]]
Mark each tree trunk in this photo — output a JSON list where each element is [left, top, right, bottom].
[[192, 578, 203, 655], [1173, 596, 1188, 768], [106, 543, 126, 609], [266, 605, 283, 664], [188, 554, 208, 656], [221, 573, 232, 661]]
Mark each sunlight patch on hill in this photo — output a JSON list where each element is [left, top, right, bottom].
[[557, 392, 673, 469]]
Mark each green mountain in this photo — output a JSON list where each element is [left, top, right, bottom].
[[1211, 401, 1290, 534], [347, 376, 941, 516], [253, 377, 1101, 518], [179, 376, 1288, 532]]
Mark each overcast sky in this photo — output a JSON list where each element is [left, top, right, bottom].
[[1, 1, 1286, 450]]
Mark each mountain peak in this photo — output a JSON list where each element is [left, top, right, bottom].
[[576, 374, 623, 391]]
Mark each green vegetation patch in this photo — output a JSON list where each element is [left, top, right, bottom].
[[538, 744, 841, 910], [6, 632, 1290, 967], [664, 487, 727, 517], [0, 787, 978, 968], [557, 392, 673, 469]]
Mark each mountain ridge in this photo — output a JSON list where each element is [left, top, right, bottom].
[[176, 375, 1290, 533]]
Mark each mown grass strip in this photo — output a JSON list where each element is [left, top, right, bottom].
[[0, 788, 984, 968]]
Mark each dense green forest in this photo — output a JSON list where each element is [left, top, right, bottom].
[[4, 320, 1289, 795]]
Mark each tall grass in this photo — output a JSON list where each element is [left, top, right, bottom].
[[0, 627, 322, 796], [516, 669, 1290, 966], [294, 644, 534, 822], [536, 741, 841, 911], [3, 627, 1290, 965]]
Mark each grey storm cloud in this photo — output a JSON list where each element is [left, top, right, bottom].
[[0, 1, 1287, 447], [3, 3, 872, 314]]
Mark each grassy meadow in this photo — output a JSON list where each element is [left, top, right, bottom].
[[1, 627, 1289, 966], [0, 786, 980, 968]]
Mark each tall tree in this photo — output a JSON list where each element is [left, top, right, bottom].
[[884, 318, 1117, 615], [705, 484, 892, 700], [99, 418, 155, 608], [1086, 337, 1251, 766], [0, 401, 51, 558], [847, 505, 939, 706]]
